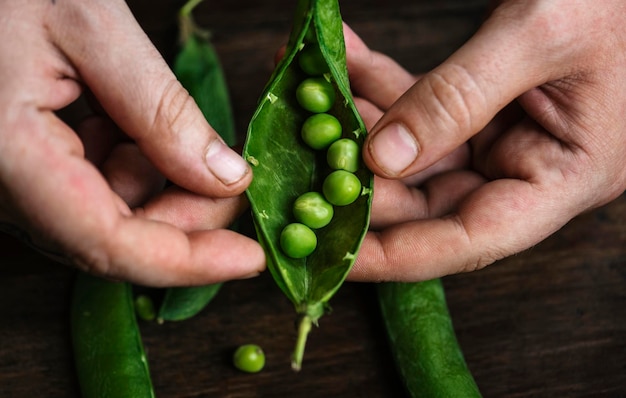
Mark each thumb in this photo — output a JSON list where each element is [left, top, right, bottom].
[[362, 3, 556, 178], [49, 0, 251, 196]]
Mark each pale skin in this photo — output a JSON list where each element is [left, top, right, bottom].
[[0, 0, 265, 286], [346, 0, 626, 281], [3, 0, 625, 286]]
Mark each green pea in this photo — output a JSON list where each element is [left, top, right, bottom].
[[293, 192, 334, 229], [280, 223, 318, 258], [326, 138, 360, 172], [233, 344, 266, 373], [322, 170, 362, 206], [296, 77, 336, 113], [133, 295, 156, 322], [301, 113, 342, 150], [298, 45, 329, 75]]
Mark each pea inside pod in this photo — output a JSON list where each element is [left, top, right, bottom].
[[243, 0, 373, 371]]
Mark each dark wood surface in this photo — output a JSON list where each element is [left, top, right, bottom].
[[2, 1, 626, 397]]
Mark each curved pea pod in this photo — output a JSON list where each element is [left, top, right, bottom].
[[71, 272, 155, 398], [157, 283, 222, 323], [243, 0, 373, 371], [378, 279, 482, 398], [158, 21, 235, 323], [173, 32, 236, 146]]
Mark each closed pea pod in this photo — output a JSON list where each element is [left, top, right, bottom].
[[243, 0, 373, 370], [71, 273, 155, 398], [378, 280, 482, 398]]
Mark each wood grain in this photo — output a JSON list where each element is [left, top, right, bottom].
[[2, 1, 625, 397]]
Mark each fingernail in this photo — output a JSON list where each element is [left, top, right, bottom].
[[205, 140, 249, 185], [369, 123, 418, 176]]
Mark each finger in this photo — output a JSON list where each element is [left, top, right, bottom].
[[344, 24, 417, 110], [48, 0, 252, 197], [105, 220, 264, 286], [353, 97, 383, 131], [139, 186, 248, 233], [354, 96, 471, 188], [399, 145, 470, 187], [6, 111, 263, 286], [362, 3, 567, 179], [101, 143, 167, 208], [370, 170, 485, 230], [76, 115, 164, 207], [350, 177, 568, 282]]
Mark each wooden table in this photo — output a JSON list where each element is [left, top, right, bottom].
[[2, 1, 625, 396]]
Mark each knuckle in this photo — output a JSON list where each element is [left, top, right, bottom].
[[149, 78, 198, 143], [70, 248, 114, 279], [421, 64, 485, 137], [65, 222, 120, 281], [446, 213, 498, 274], [459, 256, 495, 274]]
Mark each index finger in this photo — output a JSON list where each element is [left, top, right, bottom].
[[350, 176, 568, 282], [47, 0, 252, 198]]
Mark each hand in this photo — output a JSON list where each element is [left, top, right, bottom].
[[344, 0, 626, 282], [0, 0, 265, 286]]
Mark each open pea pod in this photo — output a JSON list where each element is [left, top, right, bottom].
[[243, 0, 373, 370]]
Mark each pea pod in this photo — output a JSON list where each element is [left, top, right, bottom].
[[157, 283, 222, 322], [378, 279, 482, 398], [173, 26, 236, 145], [71, 272, 155, 398], [158, 8, 234, 322], [243, 0, 373, 370]]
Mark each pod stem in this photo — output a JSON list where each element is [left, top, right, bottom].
[[291, 315, 313, 372], [179, 0, 204, 18], [178, 0, 210, 43]]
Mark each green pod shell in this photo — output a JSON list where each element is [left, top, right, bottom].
[[71, 272, 155, 398], [157, 283, 222, 323], [160, 27, 236, 322], [173, 33, 236, 145], [243, 0, 373, 370], [378, 279, 482, 398]]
